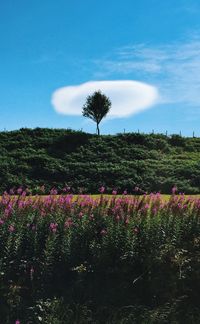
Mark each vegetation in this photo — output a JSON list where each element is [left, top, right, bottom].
[[82, 91, 111, 135], [1, 128, 199, 323], [0, 191, 200, 323], [0, 128, 200, 194]]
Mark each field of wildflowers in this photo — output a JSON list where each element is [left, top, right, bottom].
[[0, 188, 200, 323]]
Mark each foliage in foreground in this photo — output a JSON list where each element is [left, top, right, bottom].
[[0, 190, 200, 322], [1, 128, 200, 194]]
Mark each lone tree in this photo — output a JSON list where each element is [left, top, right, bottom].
[[82, 90, 111, 135]]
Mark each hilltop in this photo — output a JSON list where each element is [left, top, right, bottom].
[[0, 128, 200, 194]]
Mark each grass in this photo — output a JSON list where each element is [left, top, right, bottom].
[[2, 193, 200, 201]]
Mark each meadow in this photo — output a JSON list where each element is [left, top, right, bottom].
[[0, 189, 200, 323], [1, 123, 200, 323]]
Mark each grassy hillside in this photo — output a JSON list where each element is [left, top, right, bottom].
[[0, 128, 200, 194]]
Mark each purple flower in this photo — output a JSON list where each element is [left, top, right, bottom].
[[49, 222, 58, 233], [9, 188, 15, 195], [79, 212, 83, 219], [152, 207, 157, 215], [40, 209, 46, 217], [4, 204, 13, 217], [89, 214, 94, 221], [63, 186, 71, 192], [99, 186, 105, 194], [17, 187, 23, 195], [64, 218, 73, 228], [100, 229, 107, 236], [133, 226, 139, 234], [172, 186, 177, 194], [50, 188, 58, 195], [21, 191, 26, 197], [8, 225, 15, 232], [125, 218, 129, 225]]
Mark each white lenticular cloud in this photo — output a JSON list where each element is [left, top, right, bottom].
[[51, 80, 159, 118]]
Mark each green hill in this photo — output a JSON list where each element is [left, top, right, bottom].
[[0, 127, 200, 194]]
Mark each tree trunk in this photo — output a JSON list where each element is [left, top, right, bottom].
[[96, 123, 100, 136]]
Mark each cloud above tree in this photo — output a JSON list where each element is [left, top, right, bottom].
[[51, 80, 159, 118]]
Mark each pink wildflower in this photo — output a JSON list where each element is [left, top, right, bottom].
[[99, 186, 105, 194], [100, 229, 107, 236], [64, 218, 73, 228], [9, 225, 15, 233], [62, 186, 71, 192], [40, 209, 46, 217], [172, 186, 177, 194], [115, 215, 120, 221], [152, 207, 157, 215], [133, 226, 139, 234], [4, 204, 13, 217], [21, 190, 26, 197], [112, 190, 117, 195], [50, 188, 58, 195], [18, 201, 25, 209], [17, 187, 23, 195], [15, 320, 20, 324], [89, 214, 94, 221], [125, 217, 129, 224], [49, 222, 58, 233], [9, 188, 15, 195], [0, 218, 4, 225], [79, 212, 83, 219]]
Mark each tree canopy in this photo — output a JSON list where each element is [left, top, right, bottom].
[[82, 91, 111, 135]]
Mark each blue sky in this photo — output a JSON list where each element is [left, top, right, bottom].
[[1, 0, 200, 135]]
